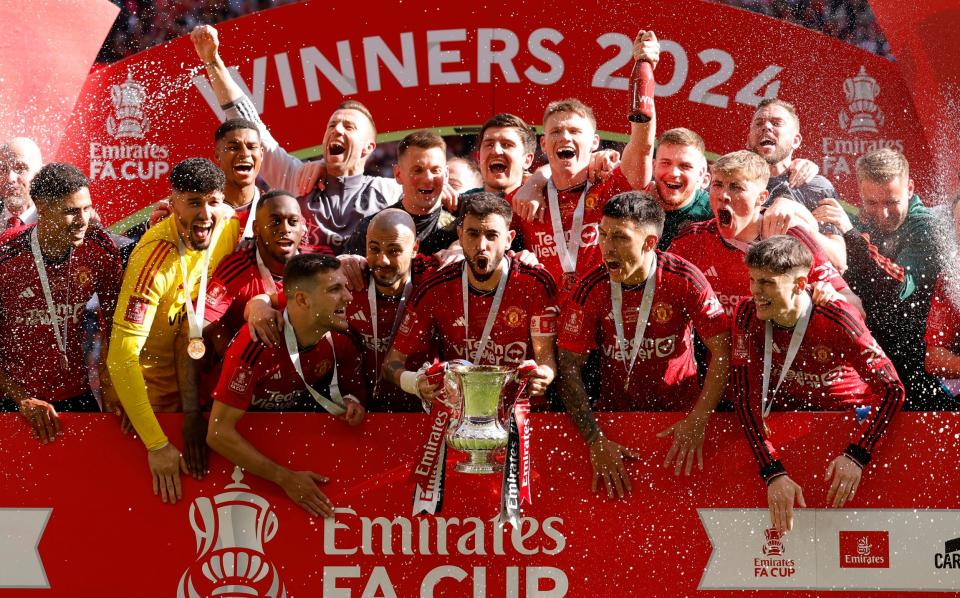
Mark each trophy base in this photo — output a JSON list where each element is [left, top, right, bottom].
[[454, 450, 502, 474]]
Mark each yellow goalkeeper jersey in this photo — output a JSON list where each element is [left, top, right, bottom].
[[107, 215, 239, 450]]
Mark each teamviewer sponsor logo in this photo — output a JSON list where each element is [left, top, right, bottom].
[[839, 531, 889, 568], [934, 537, 960, 569]]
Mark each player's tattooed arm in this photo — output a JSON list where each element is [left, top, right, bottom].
[[558, 349, 601, 442]]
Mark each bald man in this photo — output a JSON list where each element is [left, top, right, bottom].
[[344, 209, 438, 410], [0, 137, 43, 231]]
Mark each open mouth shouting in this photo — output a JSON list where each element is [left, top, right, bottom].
[[327, 141, 347, 158], [555, 147, 577, 162], [604, 258, 624, 280], [192, 221, 214, 248], [756, 136, 777, 153], [717, 207, 734, 227], [486, 157, 509, 176], [232, 161, 255, 178]]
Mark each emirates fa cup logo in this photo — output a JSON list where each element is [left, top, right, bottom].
[[762, 527, 785, 556], [106, 74, 150, 139], [840, 66, 884, 134], [177, 467, 287, 597]]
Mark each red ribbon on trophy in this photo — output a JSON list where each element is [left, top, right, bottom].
[[498, 363, 537, 528], [410, 359, 452, 516]]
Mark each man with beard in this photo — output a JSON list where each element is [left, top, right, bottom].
[[108, 158, 240, 504], [344, 209, 437, 411], [747, 99, 846, 267], [669, 151, 855, 318], [177, 190, 324, 474], [344, 130, 457, 256], [0, 138, 43, 233], [191, 25, 404, 251], [557, 192, 730, 497], [814, 149, 951, 410], [208, 253, 366, 517], [0, 163, 122, 442], [384, 194, 557, 404], [733, 236, 903, 532]]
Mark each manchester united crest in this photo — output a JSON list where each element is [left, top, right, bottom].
[[653, 302, 674, 323], [74, 267, 92, 289], [503, 305, 526, 328], [812, 344, 832, 363]]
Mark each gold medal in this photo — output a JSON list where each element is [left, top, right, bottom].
[[187, 337, 206, 360], [60, 354, 69, 370]]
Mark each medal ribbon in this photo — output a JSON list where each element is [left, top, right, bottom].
[[761, 292, 813, 419], [282, 309, 346, 416], [411, 359, 451, 516], [254, 247, 279, 296], [30, 228, 71, 367], [610, 253, 658, 387], [497, 362, 537, 528], [240, 187, 261, 240], [462, 259, 510, 364], [546, 179, 590, 276], [176, 224, 221, 340]]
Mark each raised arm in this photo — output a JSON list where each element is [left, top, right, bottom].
[[619, 30, 659, 191]]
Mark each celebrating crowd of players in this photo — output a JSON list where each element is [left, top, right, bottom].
[[1, 24, 956, 531]]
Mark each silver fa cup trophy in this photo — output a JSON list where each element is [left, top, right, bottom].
[[443, 362, 518, 474]]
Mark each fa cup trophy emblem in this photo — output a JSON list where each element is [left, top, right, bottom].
[[840, 66, 884, 134], [107, 73, 150, 139], [177, 467, 287, 598]]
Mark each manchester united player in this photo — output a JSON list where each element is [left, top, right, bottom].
[[344, 130, 457, 257], [208, 253, 365, 517], [191, 25, 409, 252], [0, 163, 122, 442], [669, 150, 856, 317], [509, 31, 660, 298], [474, 113, 537, 196], [108, 158, 240, 504], [557, 191, 729, 495], [733, 236, 903, 532], [384, 193, 557, 403], [345, 209, 437, 411]]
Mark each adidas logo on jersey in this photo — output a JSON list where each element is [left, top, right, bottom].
[[704, 266, 719, 278], [453, 316, 467, 328], [351, 311, 367, 322], [19, 287, 36, 299]]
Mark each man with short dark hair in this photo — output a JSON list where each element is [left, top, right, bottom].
[[192, 25, 403, 251], [345, 209, 438, 411], [213, 118, 264, 238], [0, 163, 122, 443], [814, 148, 951, 409], [748, 98, 846, 267], [108, 157, 240, 504], [558, 191, 729, 496], [345, 130, 457, 256], [732, 235, 904, 532], [384, 193, 558, 404], [208, 253, 366, 517], [473, 113, 537, 196]]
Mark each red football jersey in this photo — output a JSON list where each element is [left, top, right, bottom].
[[668, 221, 847, 316], [558, 251, 729, 410], [213, 325, 366, 412], [731, 296, 904, 481], [204, 244, 331, 333], [927, 274, 960, 351], [508, 167, 632, 300], [346, 255, 438, 411], [393, 258, 559, 366], [0, 226, 122, 402]]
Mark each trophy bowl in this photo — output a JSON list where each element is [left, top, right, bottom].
[[444, 363, 517, 474]]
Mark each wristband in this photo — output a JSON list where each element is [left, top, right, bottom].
[[399, 371, 422, 398]]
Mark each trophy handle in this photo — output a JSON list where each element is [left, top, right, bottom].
[[443, 369, 464, 427]]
